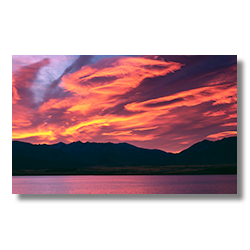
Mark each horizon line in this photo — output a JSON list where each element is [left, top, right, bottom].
[[12, 135, 237, 154]]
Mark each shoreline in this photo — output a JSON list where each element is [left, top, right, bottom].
[[12, 164, 237, 176]]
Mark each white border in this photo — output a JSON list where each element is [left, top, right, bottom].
[[1, 1, 249, 250]]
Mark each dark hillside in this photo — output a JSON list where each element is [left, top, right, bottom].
[[12, 136, 237, 175]]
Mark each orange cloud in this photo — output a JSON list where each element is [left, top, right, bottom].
[[12, 76, 20, 104], [206, 131, 237, 140], [203, 110, 226, 117], [12, 56, 237, 152], [220, 122, 237, 127], [227, 113, 237, 119], [102, 130, 133, 136], [23, 57, 182, 143], [12, 108, 33, 128], [61, 57, 183, 96], [125, 83, 237, 112], [179, 141, 190, 144], [134, 126, 159, 131]]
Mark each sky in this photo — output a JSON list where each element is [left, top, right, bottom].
[[12, 55, 237, 153]]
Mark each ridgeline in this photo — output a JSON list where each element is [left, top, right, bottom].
[[12, 136, 237, 175]]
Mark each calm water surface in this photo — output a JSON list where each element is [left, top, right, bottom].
[[12, 175, 237, 194]]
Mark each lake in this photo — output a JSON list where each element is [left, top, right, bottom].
[[12, 175, 237, 194]]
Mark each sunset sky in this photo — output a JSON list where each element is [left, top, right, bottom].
[[12, 55, 237, 152]]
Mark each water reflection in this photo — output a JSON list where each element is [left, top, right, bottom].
[[12, 175, 237, 194]]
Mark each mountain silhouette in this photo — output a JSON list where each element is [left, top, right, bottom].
[[175, 136, 237, 164], [12, 136, 237, 174]]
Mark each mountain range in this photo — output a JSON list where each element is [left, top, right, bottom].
[[12, 136, 237, 175]]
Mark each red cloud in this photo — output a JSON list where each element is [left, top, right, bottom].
[[125, 83, 237, 112], [206, 131, 237, 140], [12, 56, 237, 152]]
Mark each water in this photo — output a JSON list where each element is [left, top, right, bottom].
[[12, 175, 237, 194]]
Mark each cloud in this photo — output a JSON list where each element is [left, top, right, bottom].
[[220, 122, 237, 127], [102, 130, 133, 136], [206, 131, 237, 140], [203, 110, 226, 117], [12, 55, 80, 105], [125, 82, 236, 113], [134, 126, 158, 131], [12, 55, 237, 152], [60, 56, 183, 96], [12, 58, 51, 108]]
